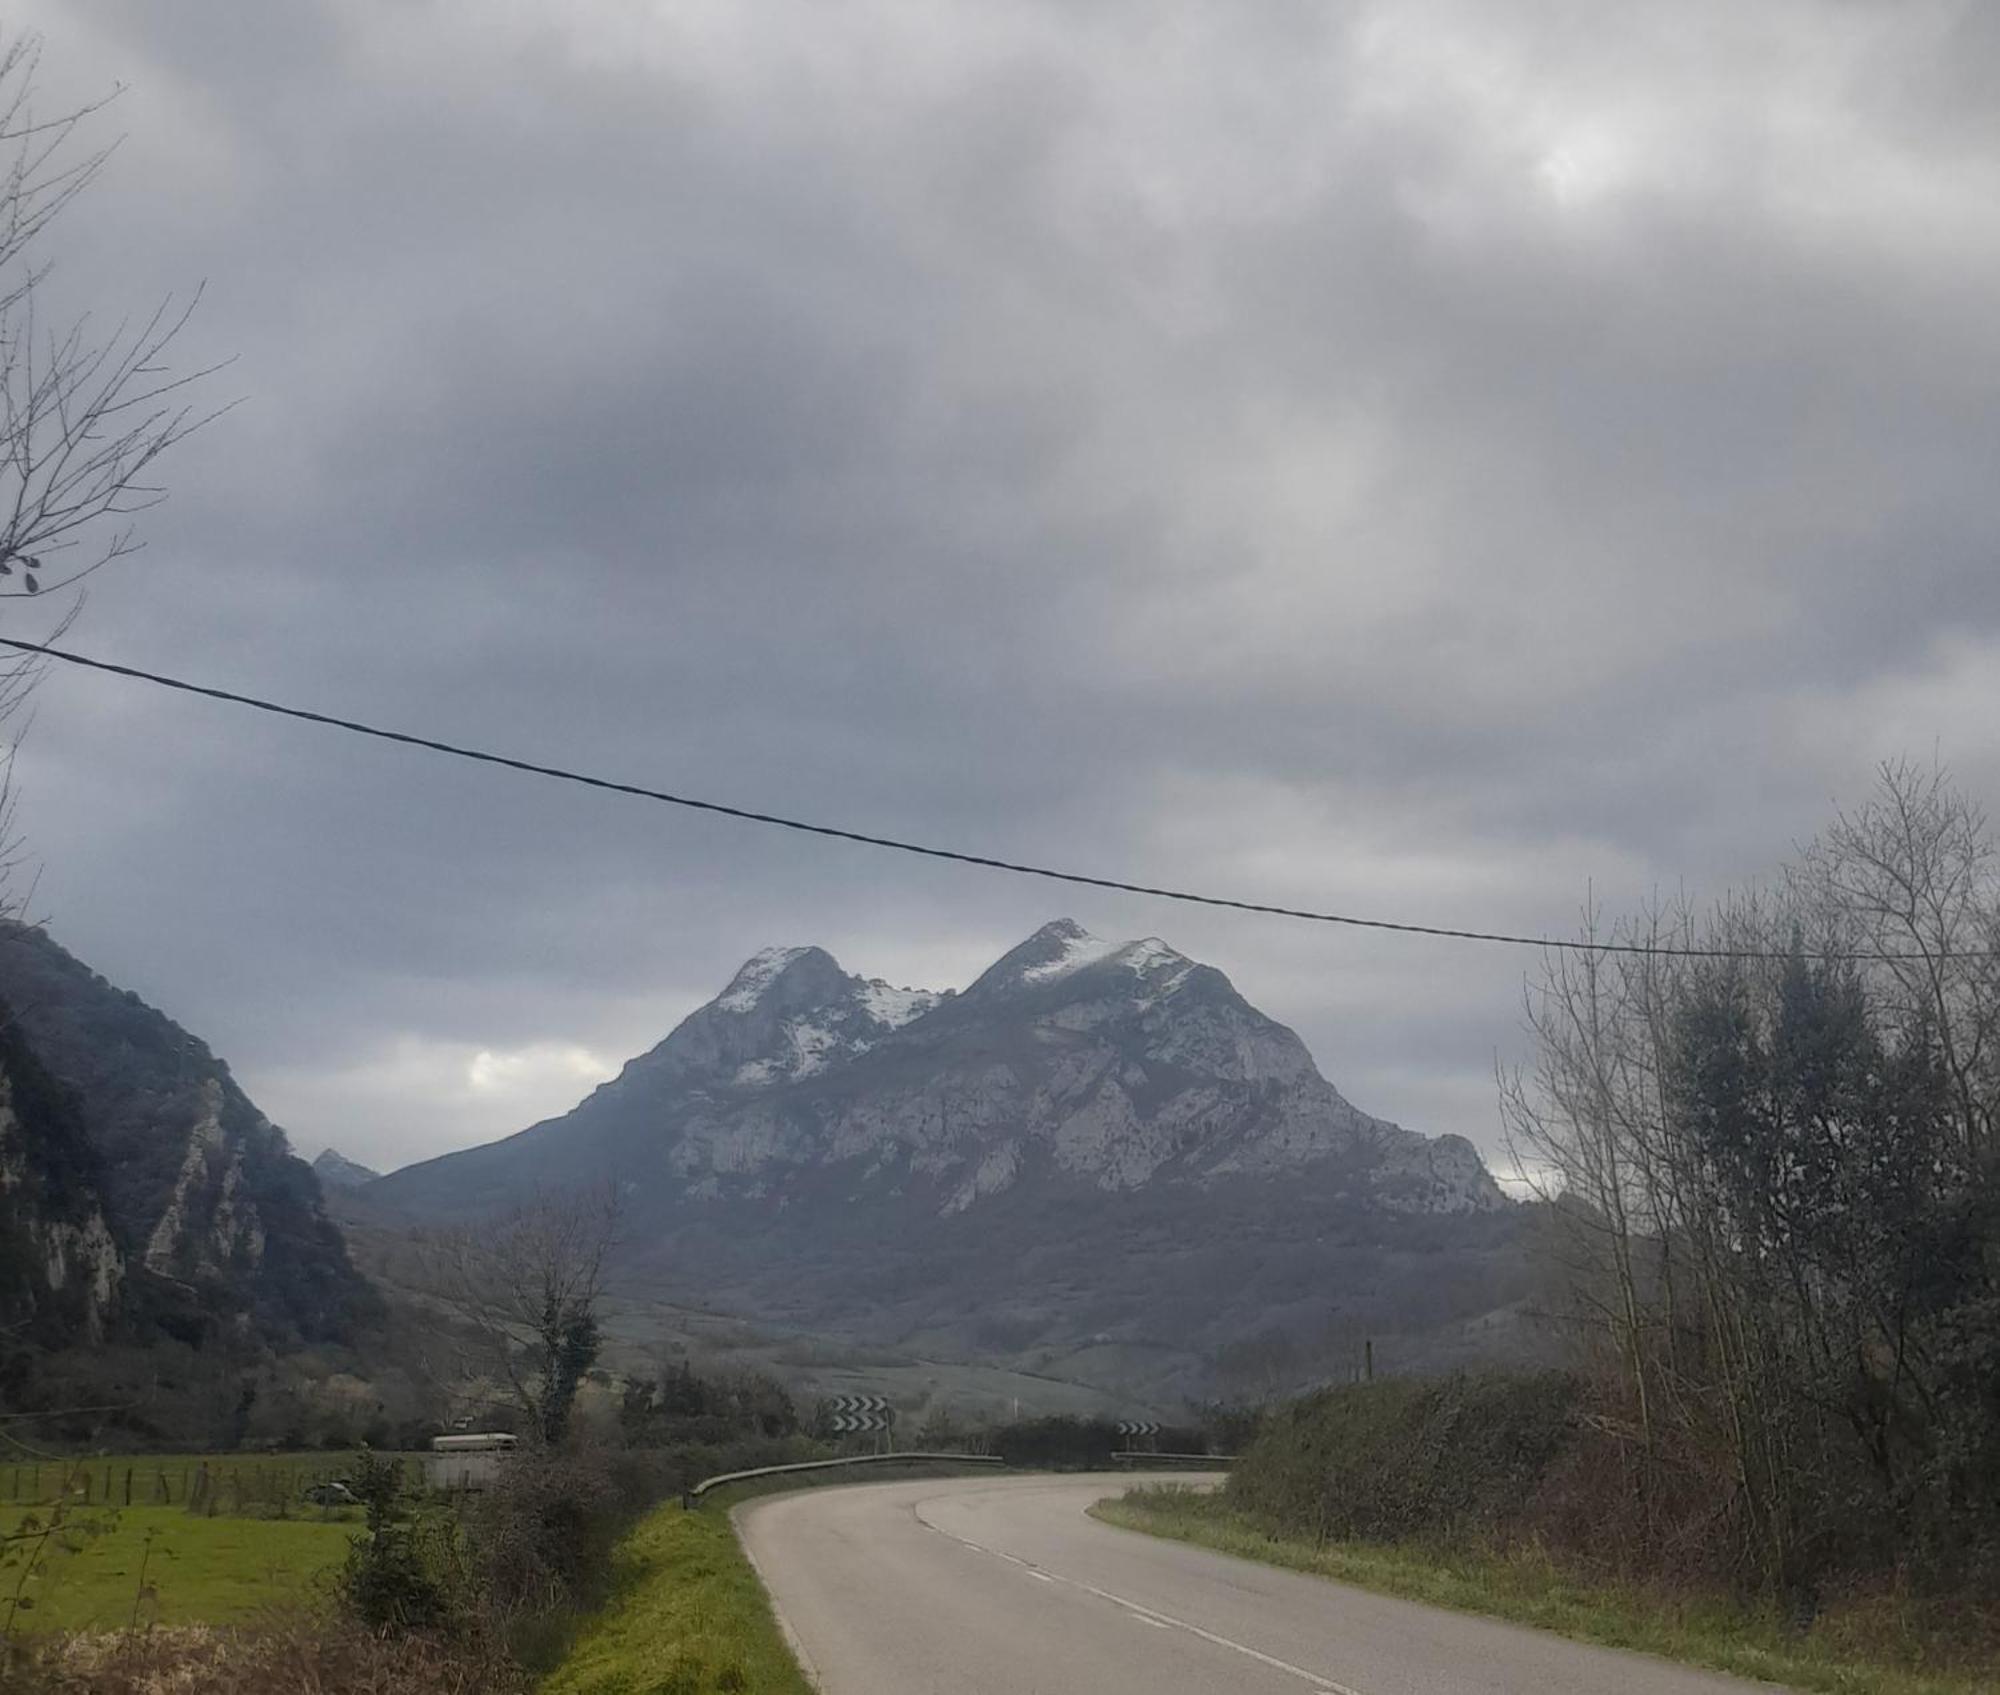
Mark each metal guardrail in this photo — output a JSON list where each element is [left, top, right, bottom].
[[685, 1450, 1005, 1507], [1112, 1452, 1235, 1465]]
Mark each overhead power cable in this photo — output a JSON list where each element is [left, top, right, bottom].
[[2, 635, 1985, 962]]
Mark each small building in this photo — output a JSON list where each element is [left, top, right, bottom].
[[420, 1431, 517, 1491]]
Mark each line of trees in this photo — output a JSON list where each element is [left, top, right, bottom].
[[1504, 761, 2000, 1600]]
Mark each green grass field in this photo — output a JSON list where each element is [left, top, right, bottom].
[[1096, 1486, 2000, 1695], [540, 1501, 810, 1695], [1, 1504, 358, 1635]]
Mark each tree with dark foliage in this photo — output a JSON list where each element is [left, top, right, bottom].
[[421, 1186, 619, 1446]]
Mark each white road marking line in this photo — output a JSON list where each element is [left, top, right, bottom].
[[915, 1509, 1366, 1695], [1066, 1579, 1366, 1695]]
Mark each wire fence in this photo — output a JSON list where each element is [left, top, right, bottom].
[[3, 1454, 368, 1514]]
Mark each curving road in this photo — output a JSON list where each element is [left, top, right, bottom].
[[736, 1473, 1782, 1695]]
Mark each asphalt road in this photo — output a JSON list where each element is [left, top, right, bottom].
[[737, 1473, 1782, 1695]]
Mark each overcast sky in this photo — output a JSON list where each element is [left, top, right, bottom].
[[7, 1, 1999, 1176]]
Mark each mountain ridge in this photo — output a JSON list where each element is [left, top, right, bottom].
[[371, 917, 1504, 1218], [363, 920, 1518, 1397]]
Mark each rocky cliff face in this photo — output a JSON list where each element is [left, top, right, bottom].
[[366, 922, 1519, 1394], [0, 923, 375, 1347], [0, 1004, 123, 1344]]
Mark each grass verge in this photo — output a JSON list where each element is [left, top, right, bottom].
[[538, 1501, 810, 1695], [1093, 1487, 1998, 1695], [541, 1463, 1003, 1692], [0, 1504, 357, 1634]]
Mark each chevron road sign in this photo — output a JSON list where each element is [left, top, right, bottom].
[[1116, 1420, 1161, 1441], [827, 1394, 895, 1434]]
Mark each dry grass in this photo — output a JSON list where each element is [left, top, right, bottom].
[[1, 1616, 522, 1694]]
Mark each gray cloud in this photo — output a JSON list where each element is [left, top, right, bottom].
[[8, 0, 2000, 1173]]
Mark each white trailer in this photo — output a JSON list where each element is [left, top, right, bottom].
[[420, 1431, 517, 1491]]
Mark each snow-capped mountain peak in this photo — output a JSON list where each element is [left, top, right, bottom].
[[717, 946, 815, 1012], [643, 946, 949, 1093], [1019, 922, 1122, 983]]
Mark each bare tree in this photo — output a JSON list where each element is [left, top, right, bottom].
[[419, 1186, 621, 1446], [1792, 758, 2000, 1161], [0, 29, 224, 912], [0, 32, 221, 603]]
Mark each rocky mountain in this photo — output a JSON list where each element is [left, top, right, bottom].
[[0, 923, 376, 1349], [366, 921, 1521, 1396], [311, 1148, 380, 1190]]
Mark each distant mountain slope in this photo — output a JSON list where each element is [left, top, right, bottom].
[[312, 1148, 380, 1189], [368, 921, 1520, 1394], [0, 923, 375, 1346]]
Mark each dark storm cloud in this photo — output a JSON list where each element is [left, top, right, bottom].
[[8, 0, 2000, 1172]]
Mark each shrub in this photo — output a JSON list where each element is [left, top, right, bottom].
[[463, 1445, 628, 1619], [1228, 1372, 1582, 1544], [990, 1416, 1122, 1470], [338, 1449, 468, 1633]]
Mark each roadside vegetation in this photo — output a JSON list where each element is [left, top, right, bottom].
[[1098, 1484, 1993, 1695], [541, 1501, 811, 1695], [1108, 766, 2000, 1695]]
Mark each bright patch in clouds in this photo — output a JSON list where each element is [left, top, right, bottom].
[[255, 1037, 616, 1174], [466, 1042, 613, 1097]]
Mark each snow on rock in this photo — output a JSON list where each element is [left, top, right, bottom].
[[995, 924, 1195, 1002], [859, 980, 939, 1029], [1020, 925, 1123, 983], [1114, 938, 1196, 1001], [1115, 937, 1180, 973], [718, 947, 811, 1013], [786, 1019, 840, 1078], [725, 977, 939, 1090]]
